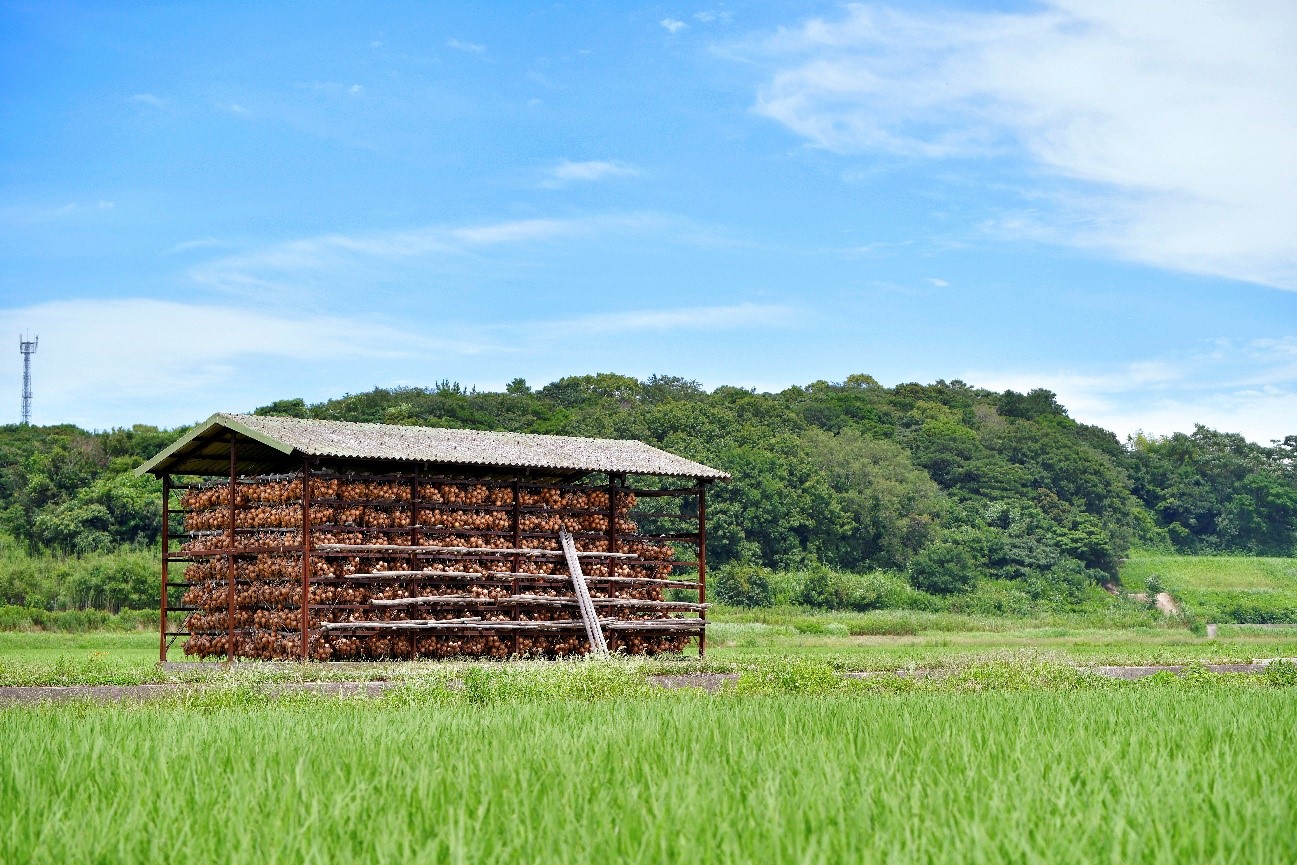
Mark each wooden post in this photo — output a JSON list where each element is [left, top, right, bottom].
[[300, 458, 312, 662], [159, 474, 170, 664], [226, 434, 237, 665], [697, 481, 707, 658]]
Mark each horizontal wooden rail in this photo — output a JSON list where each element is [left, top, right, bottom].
[[366, 595, 708, 611], [318, 617, 706, 633], [314, 543, 640, 558]]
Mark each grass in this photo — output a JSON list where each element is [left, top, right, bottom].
[[6, 552, 1297, 686], [5, 607, 1297, 687], [7, 554, 1297, 863], [1121, 552, 1297, 623], [2, 665, 1296, 864]]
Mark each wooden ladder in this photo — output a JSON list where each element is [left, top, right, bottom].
[[560, 529, 609, 656]]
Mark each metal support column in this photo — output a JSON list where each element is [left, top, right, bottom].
[[408, 467, 419, 660], [510, 478, 521, 657], [159, 474, 170, 664], [300, 458, 313, 662], [226, 434, 237, 664], [697, 480, 707, 658], [606, 474, 620, 652]]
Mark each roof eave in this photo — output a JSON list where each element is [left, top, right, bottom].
[[134, 413, 295, 477]]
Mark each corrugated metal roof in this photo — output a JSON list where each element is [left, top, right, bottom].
[[136, 413, 730, 479]]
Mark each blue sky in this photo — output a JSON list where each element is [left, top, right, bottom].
[[2, 1, 1295, 441]]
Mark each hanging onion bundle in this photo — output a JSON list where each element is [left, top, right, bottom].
[[178, 471, 696, 661]]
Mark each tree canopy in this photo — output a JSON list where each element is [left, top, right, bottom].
[[2, 375, 1293, 597]]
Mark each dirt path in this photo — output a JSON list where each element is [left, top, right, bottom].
[[0, 680, 394, 704], [1154, 592, 1182, 615]]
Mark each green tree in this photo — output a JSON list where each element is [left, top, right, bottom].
[[801, 427, 943, 569]]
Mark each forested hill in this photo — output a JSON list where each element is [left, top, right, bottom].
[[3, 374, 1296, 595]]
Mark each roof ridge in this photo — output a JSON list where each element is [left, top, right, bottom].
[[139, 412, 729, 479], [229, 413, 637, 444]]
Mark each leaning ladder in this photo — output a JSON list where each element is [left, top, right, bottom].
[[560, 529, 609, 656]]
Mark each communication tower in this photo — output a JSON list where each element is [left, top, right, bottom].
[[19, 334, 37, 425]]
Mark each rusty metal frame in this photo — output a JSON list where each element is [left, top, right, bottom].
[[168, 468, 714, 662]]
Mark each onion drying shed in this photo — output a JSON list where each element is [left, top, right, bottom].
[[137, 414, 728, 662]]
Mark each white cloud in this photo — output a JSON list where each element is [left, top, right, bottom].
[[0, 297, 794, 427], [540, 159, 640, 188], [447, 38, 485, 54], [217, 103, 246, 114], [544, 303, 795, 335], [0, 201, 119, 224], [162, 238, 224, 255], [0, 299, 486, 427], [661, 19, 687, 34], [129, 93, 167, 108], [750, 1, 1297, 289], [450, 218, 586, 245], [188, 214, 672, 296], [926, 277, 948, 288], [966, 340, 1297, 443]]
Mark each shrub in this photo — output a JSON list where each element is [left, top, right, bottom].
[[949, 581, 1033, 617], [794, 565, 919, 612], [797, 564, 845, 609], [0, 539, 160, 612], [0, 605, 159, 632], [1265, 660, 1297, 687], [710, 563, 776, 607], [908, 541, 984, 595]]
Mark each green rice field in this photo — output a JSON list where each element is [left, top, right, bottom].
[[3, 664, 1296, 864], [5, 554, 1297, 863]]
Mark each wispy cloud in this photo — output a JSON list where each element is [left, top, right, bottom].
[[129, 93, 167, 108], [0, 299, 491, 426], [540, 159, 640, 188], [0, 200, 112, 224], [661, 19, 687, 34], [188, 214, 675, 296], [0, 297, 795, 426], [162, 238, 225, 256], [542, 302, 796, 335], [450, 218, 590, 245], [447, 38, 485, 54], [746, 1, 1297, 290], [965, 338, 1297, 443]]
